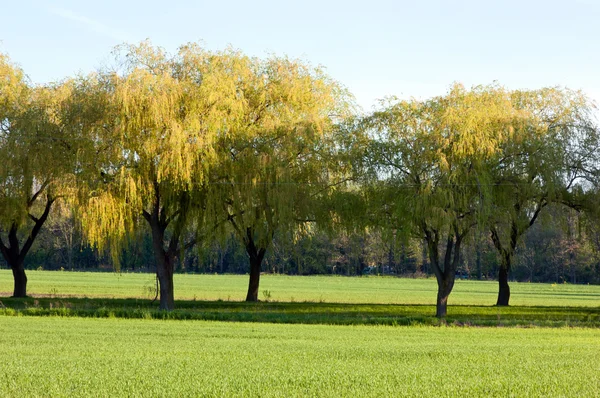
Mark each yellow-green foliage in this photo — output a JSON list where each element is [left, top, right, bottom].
[[0, 53, 81, 229], [75, 41, 350, 262], [486, 87, 598, 250], [76, 42, 248, 259], [367, 84, 598, 241], [0, 54, 27, 111], [208, 54, 350, 248]]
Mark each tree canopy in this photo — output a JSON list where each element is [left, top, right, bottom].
[[486, 87, 599, 305], [361, 84, 598, 317]]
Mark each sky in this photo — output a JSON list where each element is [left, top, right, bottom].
[[1, 0, 599, 112]]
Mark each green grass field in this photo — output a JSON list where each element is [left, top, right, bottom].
[[1, 270, 599, 396], [2, 270, 600, 307], [1, 317, 599, 397]]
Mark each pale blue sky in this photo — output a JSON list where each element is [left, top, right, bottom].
[[1, 0, 599, 111]]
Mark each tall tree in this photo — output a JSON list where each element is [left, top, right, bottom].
[[77, 42, 245, 310], [210, 56, 350, 301], [487, 88, 599, 305], [367, 84, 525, 317], [0, 54, 78, 296]]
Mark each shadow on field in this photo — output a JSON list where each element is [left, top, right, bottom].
[[0, 296, 599, 327]]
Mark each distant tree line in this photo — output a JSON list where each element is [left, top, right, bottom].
[[1, 42, 599, 315]]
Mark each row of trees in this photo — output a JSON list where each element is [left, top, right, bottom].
[[1, 42, 598, 315], [20, 202, 600, 286]]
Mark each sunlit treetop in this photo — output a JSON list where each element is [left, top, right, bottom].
[[76, 42, 253, 255], [74, 41, 354, 262], [0, 53, 82, 228], [205, 52, 352, 249]]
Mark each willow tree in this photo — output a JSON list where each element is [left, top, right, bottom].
[[0, 54, 79, 296], [77, 42, 247, 310], [209, 56, 350, 302], [488, 88, 599, 305], [368, 84, 526, 317]]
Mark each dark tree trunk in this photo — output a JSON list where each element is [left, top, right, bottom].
[[496, 264, 510, 306], [0, 196, 55, 299], [157, 260, 175, 310], [425, 228, 463, 319], [433, 246, 459, 318], [245, 253, 263, 302], [490, 201, 545, 307], [2, 243, 28, 298], [11, 260, 27, 298], [241, 226, 267, 302], [142, 180, 194, 311], [491, 227, 515, 307], [149, 220, 177, 311], [436, 276, 455, 318]]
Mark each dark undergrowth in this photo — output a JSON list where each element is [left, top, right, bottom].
[[0, 296, 599, 327]]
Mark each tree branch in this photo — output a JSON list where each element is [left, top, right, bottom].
[[20, 195, 55, 263]]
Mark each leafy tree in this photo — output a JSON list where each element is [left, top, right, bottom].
[[0, 54, 79, 296], [77, 42, 246, 310], [367, 84, 525, 317], [487, 88, 599, 305], [210, 56, 349, 301]]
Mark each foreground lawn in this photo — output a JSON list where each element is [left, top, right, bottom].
[[1, 270, 600, 307], [0, 316, 598, 397]]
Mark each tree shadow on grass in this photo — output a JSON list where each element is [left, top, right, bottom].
[[0, 296, 598, 328]]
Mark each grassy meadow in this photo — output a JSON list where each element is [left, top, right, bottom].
[[1, 317, 599, 397], [1, 270, 600, 307], [1, 270, 599, 396]]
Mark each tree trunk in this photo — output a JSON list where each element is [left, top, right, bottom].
[[0, 197, 54, 300], [11, 261, 27, 298], [436, 276, 454, 318], [433, 252, 458, 319], [496, 264, 510, 306], [491, 226, 516, 307], [151, 238, 176, 311], [157, 259, 175, 311], [425, 229, 462, 319], [149, 218, 176, 311], [1, 248, 28, 298], [245, 254, 262, 302], [243, 228, 267, 302]]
